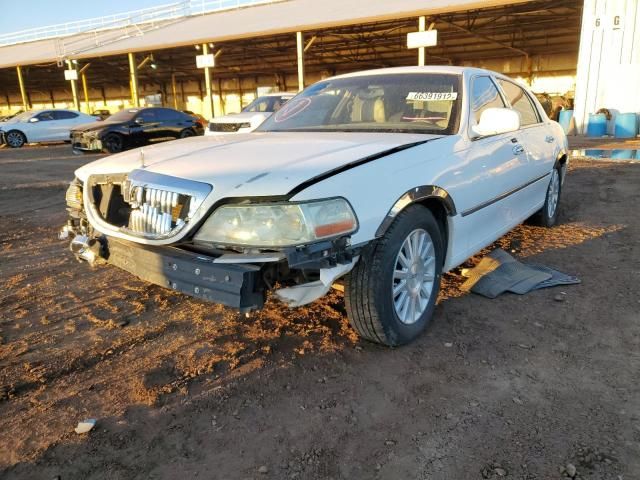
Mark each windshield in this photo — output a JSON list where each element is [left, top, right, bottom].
[[258, 73, 462, 134], [242, 95, 291, 113], [106, 109, 139, 122]]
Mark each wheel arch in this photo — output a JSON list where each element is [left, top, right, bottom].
[[6, 129, 27, 143], [375, 186, 456, 261], [554, 150, 569, 185]]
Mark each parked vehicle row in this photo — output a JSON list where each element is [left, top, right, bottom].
[[60, 66, 568, 347], [0, 93, 296, 151], [0, 107, 205, 152]]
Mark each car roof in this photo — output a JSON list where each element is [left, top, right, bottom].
[[328, 65, 499, 80], [258, 92, 296, 97]]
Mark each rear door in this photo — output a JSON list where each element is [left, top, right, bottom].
[[51, 110, 81, 140], [495, 79, 553, 204]]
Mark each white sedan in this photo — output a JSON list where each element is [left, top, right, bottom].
[[61, 66, 568, 346], [205, 93, 295, 135], [0, 109, 97, 148]]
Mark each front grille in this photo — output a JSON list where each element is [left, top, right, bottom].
[[127, 187, 186, 236], [209, 122, 247, 133], [86, 171, 212, 241]]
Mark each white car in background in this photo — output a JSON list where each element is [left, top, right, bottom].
[[0, 109, 98, 148], [61, 67, 568, 346], [206, 92, 295, 135]]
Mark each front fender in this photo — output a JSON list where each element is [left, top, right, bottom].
[[375, 185, 456, 237]]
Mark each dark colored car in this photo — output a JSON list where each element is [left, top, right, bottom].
[[183, 110, 207, 129], [70, 107, 204, 154]]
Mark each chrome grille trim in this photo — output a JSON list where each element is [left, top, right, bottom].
[[86, 170, 212, 241]]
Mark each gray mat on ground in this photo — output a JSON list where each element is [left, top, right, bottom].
[[461, 249, 580, 299]]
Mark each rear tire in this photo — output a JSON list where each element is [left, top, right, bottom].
[[5, 130, 26, 148], [179, 129, 195, 139], [344, 204, 444, 346], [530, 166, 562, 227], [102, 133, 124, 153]]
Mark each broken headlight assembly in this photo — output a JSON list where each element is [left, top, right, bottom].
[[193, 198, 358, 248], [65, 179, 84, 211]]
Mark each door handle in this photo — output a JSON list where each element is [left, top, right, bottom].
[[513, 144, 525, 155], [545, 135, 555, 143]]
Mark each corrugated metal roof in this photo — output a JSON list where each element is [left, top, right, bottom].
[[0, 0, 532, 68]]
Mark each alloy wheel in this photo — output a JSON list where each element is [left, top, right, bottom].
[[392, 228, 437, 325]]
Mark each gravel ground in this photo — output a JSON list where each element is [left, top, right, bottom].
[[0, 144, 639, 480]]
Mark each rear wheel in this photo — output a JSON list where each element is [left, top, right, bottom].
[[102, 133, 124, 153], [530, 166, 562, 227], [179, 129, 195, 139], [344, 204, 444, 346], [5, 130, 26, 148]]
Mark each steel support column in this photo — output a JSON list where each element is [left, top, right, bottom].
[[202, 43, 214, 119], [79, 63, 91, 113], [418, 16, 426, 66], [171, 73, 178, 110], [16, 65, 29, 110], [296, 31, 305, 92], [66, 60, 80, 111], [128, 52, 140, 107]]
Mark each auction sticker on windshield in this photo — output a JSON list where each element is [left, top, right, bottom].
[[406, 92, 458, 101]]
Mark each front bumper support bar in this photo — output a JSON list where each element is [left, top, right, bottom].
[[107, 239, 264, 311]]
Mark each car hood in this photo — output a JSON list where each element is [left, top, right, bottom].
[[72, 120, 123, 133], [210, 111, 270, 123], [75, 131, 443, 198]]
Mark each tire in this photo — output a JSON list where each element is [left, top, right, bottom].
[[5, 130, 26, 148], [530, 166, 562, 227], [344, 204, 444, 346], [102, 133, 124, 153], [179, 129, 195, 139]]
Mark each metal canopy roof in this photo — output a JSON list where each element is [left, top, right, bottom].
[[0, 0, 539, 68], [0, 0, 581, 98]]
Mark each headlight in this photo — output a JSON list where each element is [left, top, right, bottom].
[[194, 198, 358, 247], [65, 180, 83, 210]]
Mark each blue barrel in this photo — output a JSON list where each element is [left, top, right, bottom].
[[558, 109, 573, 133], [611, 149, 635, 160], [586, 114, 608, 137], [614, 113, 638, 138]]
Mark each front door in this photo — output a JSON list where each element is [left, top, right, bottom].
[[451, 75, 531, 256]]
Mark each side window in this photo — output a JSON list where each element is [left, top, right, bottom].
[[53, 111, 79, 120], [470, 76, 505, 125], [246, 98, 269, 112], [497, 79, 540, 126], [36, 111, 55, 121], [137, 110, 158, 122], [155, 108, 181, 122]]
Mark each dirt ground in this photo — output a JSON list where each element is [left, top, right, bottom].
[[0, 144, 639, 480]]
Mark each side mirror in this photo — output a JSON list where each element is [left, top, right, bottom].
[[29, 117, 39, 123], [470, 108, 520, 138], [135, 117, 145, 125]]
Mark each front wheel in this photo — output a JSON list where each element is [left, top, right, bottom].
[[102, 133, 124, 153], [344, 204, 444, 346], [530, 166, 562, 227], [5, 130, 26, 148]]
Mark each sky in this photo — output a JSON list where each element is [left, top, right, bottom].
[[0, 0, 172, 34]]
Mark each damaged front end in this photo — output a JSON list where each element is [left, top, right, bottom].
[[60, 174, 359, 311]]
